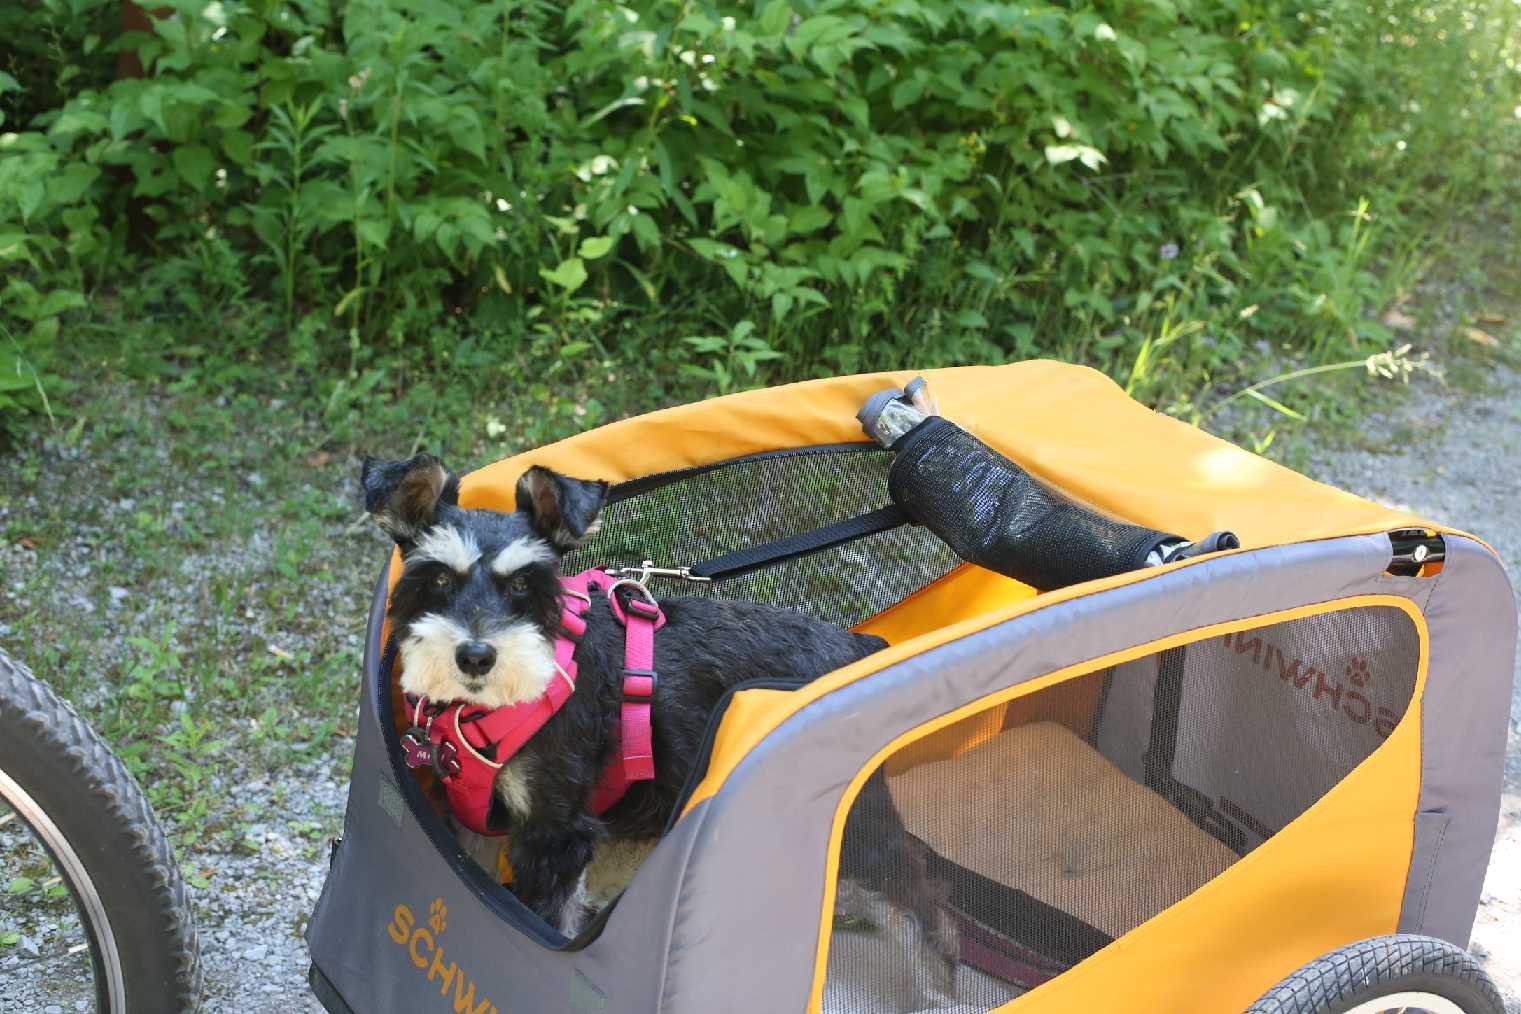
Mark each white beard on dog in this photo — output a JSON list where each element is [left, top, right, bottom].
[[399, 613, 556, 708]]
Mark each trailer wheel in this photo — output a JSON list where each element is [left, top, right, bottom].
[[1246, 934, 1504, 1014]]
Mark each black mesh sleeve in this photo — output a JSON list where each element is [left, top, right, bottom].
[[887, 417, 1179, 590]]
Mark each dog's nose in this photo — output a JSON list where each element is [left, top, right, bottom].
[[455, 642, 497, 677]]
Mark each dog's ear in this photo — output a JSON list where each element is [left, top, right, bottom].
[[361, 453, 460, 542], [514, 465, 609, 552]]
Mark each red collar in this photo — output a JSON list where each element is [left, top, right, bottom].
[[401, 568, 663, 835]]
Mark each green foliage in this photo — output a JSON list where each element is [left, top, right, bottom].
[[680, 320, 783, 394], [0, 0, 1518, 434]]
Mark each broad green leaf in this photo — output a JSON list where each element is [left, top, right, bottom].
[[539, 257, 588, 292], [689, 238, 741, 262], [6, 877, 35, 895], [891, 77, 924, 111], [223, 129, 255, 166], [578, 236, 615, 259], [48, 163, 101, 204], [48, 108, 109, 135], [788, 205, 833, 235], [630, 212, 660, 253], [172, 145, 215, 190], [35, 289, 86, 318], [212, 103, 253, 130], [413, 211, 443, 241], [139, 89, 166, 132], [758, 0, 792, 36], [357, 218, 391, 247]]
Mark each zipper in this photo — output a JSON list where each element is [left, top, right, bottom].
[[662, 677, 816, 834]]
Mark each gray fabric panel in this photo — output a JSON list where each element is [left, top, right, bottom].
[[1093, 655, 1158, 780], [662, 535, 1410, 1011], [1180, 606, 1419, 846], [1401, 811, 1453, 933], [1398, 534, 1517, 943], [304, 564, 706, 1014]]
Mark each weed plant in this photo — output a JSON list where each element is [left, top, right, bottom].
[[0, 0, 1518, 438]]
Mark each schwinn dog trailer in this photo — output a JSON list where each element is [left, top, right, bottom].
[[306, 362, 1515, 1013]]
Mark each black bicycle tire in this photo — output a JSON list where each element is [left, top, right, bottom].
[[0, 646, 202, 1012], [1245, 933, 1504, 1014]]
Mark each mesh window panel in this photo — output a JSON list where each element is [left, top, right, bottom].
[[561, 446, 961, 629], [821, 605, 1420, 1014]]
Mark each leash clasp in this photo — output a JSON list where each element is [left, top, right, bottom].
[[604, 559, 712, 585]]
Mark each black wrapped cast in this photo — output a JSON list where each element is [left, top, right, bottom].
[[888, 416, 1182, 590]]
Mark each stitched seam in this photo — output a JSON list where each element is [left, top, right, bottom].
[[1415, 814, 1449, 929]]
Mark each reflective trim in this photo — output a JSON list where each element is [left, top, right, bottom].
[[0, 765, 125, 1011]]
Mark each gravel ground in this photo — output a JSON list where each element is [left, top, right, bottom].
[[2, 361, 1517, 1012], [0, 391, 369, 1014], [1302, 360, 1521, 1012]]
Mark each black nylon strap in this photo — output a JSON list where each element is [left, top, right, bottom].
[[687, 505, 908, 582]]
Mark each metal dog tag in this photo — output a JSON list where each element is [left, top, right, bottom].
[[400, 727, 435, 770]]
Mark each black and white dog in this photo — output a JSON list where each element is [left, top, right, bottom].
[[362, 453, 957, 994]]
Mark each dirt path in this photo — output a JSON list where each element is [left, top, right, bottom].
[[1303, 362, 1521, 1010]]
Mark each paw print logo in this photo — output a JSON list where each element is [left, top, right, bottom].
[[1345, 658, 1371, 687], [429, 897, 448, 934]]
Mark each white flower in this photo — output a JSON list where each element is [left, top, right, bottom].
[[1045, 144, 1108, 171]]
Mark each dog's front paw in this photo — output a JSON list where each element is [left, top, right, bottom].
[[923, 907, 960, 1000], [554, 870, 595, 937]]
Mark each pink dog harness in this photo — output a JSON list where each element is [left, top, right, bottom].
[[400, 568, 662, 835]]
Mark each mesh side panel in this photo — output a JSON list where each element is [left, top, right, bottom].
[[561, 446, 960, 628], [822, 605, 1420, 1013]]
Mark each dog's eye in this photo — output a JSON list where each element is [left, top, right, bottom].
[[509, 574, 529, 594], [433, 571, 451, 588]]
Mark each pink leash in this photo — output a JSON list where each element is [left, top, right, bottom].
[[586, 574, 664, 814]]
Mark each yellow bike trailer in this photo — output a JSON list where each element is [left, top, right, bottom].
[[307, 361, 1514, 1013]]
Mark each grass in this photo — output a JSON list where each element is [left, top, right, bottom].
[[1208, 192, 1521, 469], [2, 389, 354, 854], [0, 321, 696, 871]]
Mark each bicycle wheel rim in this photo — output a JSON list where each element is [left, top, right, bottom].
[[0, 764, 125, 1012], [1342, 994, 1468, 1014]]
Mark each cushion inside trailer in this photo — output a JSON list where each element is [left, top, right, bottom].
[[824, 721, 1238, 1012], [888, 721, 1237, 939]]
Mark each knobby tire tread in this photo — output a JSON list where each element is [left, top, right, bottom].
[[1246, 933, 1504, 1014], [0, 648, 202, 1011]]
